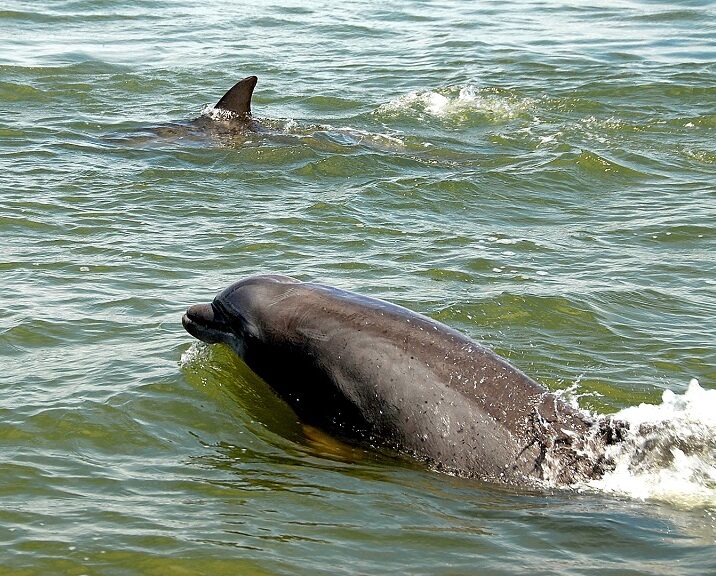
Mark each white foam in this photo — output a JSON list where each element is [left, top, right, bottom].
[[378, 85, 533, 121], [554, 381, 603, 409], [581, 379, 716, 507]]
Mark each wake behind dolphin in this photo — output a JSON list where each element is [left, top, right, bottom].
[[182, 274, 628, 487]]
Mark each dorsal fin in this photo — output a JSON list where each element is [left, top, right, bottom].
[[214, 76, 257, 117]]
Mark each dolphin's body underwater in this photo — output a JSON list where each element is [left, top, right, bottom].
[[183, 275, 625, 487]]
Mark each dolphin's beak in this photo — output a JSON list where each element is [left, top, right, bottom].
[[182, 303, 231, 343]]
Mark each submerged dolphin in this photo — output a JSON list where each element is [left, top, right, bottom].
[[131, 75, 261, 142], [182, 275, 624, 486], [128, 75, 407, 152]]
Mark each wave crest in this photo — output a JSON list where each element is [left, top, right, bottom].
[[377, 85, 533, 123], [582, 379, 716, 507]]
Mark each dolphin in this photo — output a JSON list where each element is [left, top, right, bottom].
[[182, 275, 625, 487], [186, 75, 263, 136], [122, 75, 410, 153], [124, 75, 261, 143]]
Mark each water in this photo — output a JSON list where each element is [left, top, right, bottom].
[[1, 0, 715, 573]]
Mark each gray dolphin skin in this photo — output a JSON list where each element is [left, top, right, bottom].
[[213, 75, 258, 118], [188, 75, 260, 135], [182, 275, 624, 486]]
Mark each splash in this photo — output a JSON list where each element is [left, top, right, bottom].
[[377, 85, 533, 122], [200, 104, 244, 122], [179, 341, 211, 368], [581, 379, 716, 507]]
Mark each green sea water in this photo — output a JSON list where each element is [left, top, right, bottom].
[[1, 1, 715, 574]]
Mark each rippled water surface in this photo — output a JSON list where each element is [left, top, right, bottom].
[[2, 1, 715, 574]]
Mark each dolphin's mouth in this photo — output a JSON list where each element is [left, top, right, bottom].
[[182, 302, 233, 344]]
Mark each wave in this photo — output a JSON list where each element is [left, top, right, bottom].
[[571, 379, 716, 507], [376, 85, 534, 123]]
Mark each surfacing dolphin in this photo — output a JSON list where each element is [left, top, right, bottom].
[[188, 75, 262, 135], [182, 275, 625, 487], [125, 75, 408, 153], [131, 75, 262, 143]]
